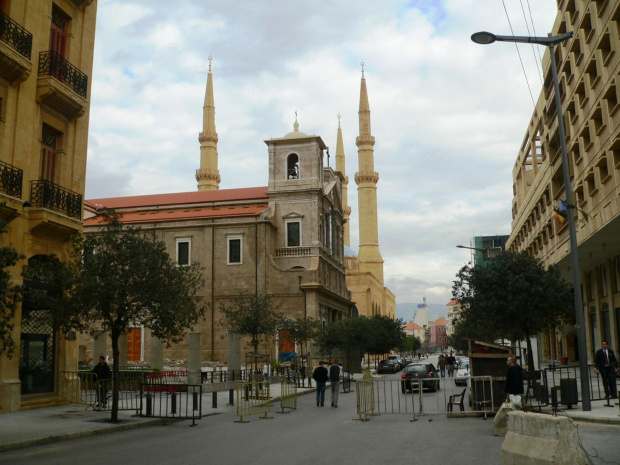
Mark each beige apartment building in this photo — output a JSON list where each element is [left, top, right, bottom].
[[506, 0, 620, 364], [82, 63, 395, 364], [445, 299, 461, 339], [0, 1, 97, 413]]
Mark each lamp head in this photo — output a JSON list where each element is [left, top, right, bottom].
[[471, 31, 497, 45]]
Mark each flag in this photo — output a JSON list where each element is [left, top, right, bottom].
[[552, 208, 566, 227], [558, 199, 568, 215]]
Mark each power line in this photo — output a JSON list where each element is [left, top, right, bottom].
[[526, 0, 545, 68], [520, 0, 544, 85], [502, 0, 537, 108]]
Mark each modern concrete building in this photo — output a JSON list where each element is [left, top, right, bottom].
[[81, 62, 397, 364], [0, 1, 97, 413], [506, 0, 620, 364]]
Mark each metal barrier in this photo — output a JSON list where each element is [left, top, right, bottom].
[[277, 379, 297, 413], [59, 371, 98, 407], [469, 376, 494, 419], [140, 383, 202, 426], [235, 381, 273, 422], [355, 378, 377, 421]]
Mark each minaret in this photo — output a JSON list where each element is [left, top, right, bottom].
[[355, 61, 384, 281], [335, 113, 352, 247], [196, 55, 221, 191]]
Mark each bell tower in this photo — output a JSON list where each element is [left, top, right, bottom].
[[196, 55, 221, 191]]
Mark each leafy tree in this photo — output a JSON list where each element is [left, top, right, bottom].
[[400, 335, 422, 355], [278, 317, 320, 356], [54, 213, 207, 422], [219, 291, 282, 356], [0, 215, 23, 358], [452, 251, 573, 371]]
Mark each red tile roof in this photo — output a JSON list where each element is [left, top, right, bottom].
[[403, 322, 423, 330], [84, 204, 268, 226], [429, 317, 446, 326], [86, 186, 269, 210], [446, 299, 460, 306]]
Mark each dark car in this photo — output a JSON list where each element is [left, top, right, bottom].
[[400, 363, 441, 392], [378, 359, 399, 374]]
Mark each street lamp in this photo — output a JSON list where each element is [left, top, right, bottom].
[[456, 245, 485, 252], [472, 30, 591, 411]]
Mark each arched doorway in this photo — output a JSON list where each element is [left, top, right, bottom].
[[20, 255, 62, 395]]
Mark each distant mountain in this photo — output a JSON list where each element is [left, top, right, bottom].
[[396, 302, 446, 324]]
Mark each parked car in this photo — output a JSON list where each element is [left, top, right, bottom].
[[378, 359, 399, 374], [401, 356, 412, 367], [455, 358, 470, 386], [400, 363, 441, 392], [387, 355, 402, 371]]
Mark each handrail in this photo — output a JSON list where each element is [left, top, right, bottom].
[[38, 50, 88, 98], [0, 11, 33, 59]]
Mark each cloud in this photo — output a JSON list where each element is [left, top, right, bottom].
[[87, 0, 559, 308]]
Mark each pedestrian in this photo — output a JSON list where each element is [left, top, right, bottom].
[[505, 356, 524, 409], [263, 360, 270, 381], [446, 352, 456, 377], [437, 353, 447, 378], [329, 359, 341, 407], [312, 361, 329, 406], [93, 355, 111, 408], [594, 341, 618, 399]]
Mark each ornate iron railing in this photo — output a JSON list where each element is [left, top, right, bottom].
[[0, 11, 33, 60], [30, 180, 82, 219], [38, 51, 88, 98], [0, 161, 23, 198]]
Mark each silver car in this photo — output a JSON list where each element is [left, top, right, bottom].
[[455, 358, 470, 386]]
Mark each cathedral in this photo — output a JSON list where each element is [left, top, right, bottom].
[[83, 59, 395, 363]]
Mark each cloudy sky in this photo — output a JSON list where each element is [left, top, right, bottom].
[[86, 0, 559, 307]]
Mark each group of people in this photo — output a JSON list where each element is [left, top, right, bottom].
[[312, 360, 341, 407], [437, 353, 457, 378]]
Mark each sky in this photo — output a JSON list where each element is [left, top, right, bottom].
[[86, 0, 560, 308]]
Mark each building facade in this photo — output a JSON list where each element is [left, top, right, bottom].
[[81, 63, 396, 364], [428, 317, 447, 352], [445, 299, 461, 339], [0, 0, 97, 413], [506, 0, 620, 364]]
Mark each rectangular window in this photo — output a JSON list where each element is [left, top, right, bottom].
[[176, 238, 190, 266], [227, 236, 242, 265], [41, 125, 59, 182], [286, 220, 301, 247]]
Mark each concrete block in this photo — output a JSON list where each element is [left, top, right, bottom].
[[501, 411, 588, 464], [494, 402, 516, 436]]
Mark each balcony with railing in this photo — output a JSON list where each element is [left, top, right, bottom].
[[0, 161, 22, 199], [0, 11, 33, 83], [30, 180, 82, 219], [36, 51, 88, 120]]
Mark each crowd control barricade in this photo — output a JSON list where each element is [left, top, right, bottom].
[[59, 371, 98, 407], [469, 375, 494, 419], [235, 380, 273, 422], [355, 378, 377, 421], [277, 379, 297, 413], [140, 383, 202, 426]]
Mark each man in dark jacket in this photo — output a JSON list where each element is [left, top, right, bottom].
[[329, 360, 341, 407], [312, 361, 329, 406], [594, 341, 618, 398], [505, 356, 524, 407], [93, 356, 111, 408]]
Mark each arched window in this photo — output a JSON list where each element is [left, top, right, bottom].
[[287, 153, 299, 179]]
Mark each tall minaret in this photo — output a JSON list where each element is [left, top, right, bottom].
[[196, 55, 221, 191], [355, 61, 384, 281], [335, 113, 352, 247]]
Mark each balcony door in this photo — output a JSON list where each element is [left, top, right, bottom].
[[40, 126, 58, 183], [49, 5, 68, 58]]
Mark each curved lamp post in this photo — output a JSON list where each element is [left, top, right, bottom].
[[471, 30, 591, 410]]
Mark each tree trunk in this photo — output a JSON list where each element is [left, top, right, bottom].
[[111, 329, 120, 422]]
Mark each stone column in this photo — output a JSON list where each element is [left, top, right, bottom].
[[188, 332, 202, 385], [118, 333, 128, 366], [93, 331, 107, 362], [228, 331, 241, 373], [150, 335, 164, 369]]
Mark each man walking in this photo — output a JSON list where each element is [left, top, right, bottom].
[[505, 356, 524, 408], [329, 360, 341, 407], [446, 353, 456, 377], [312, 361, 329, 406], [438, 354, 447, 378], [594, 341, 618, 398]]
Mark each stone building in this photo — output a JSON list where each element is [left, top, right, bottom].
[[428, 317, 447, 352], [445, 299, 461, 339], [82, 61, 374, 364], [506, 0, 620, 363], [0, 1, 97, 412]]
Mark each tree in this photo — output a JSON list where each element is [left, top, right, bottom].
[[55, 213, 207, 422], [278, 317, 320, 357], [219, 291, 282, 356], [452, 251, 573, 371], [400, 335, 422, 355], [0, 215, 23, 358]]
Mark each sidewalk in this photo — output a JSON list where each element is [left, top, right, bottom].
[[0, 381, 316, 453], [0, 381, 618, 454]]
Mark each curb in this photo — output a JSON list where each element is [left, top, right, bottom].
[[0, 417, 165, 453]]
